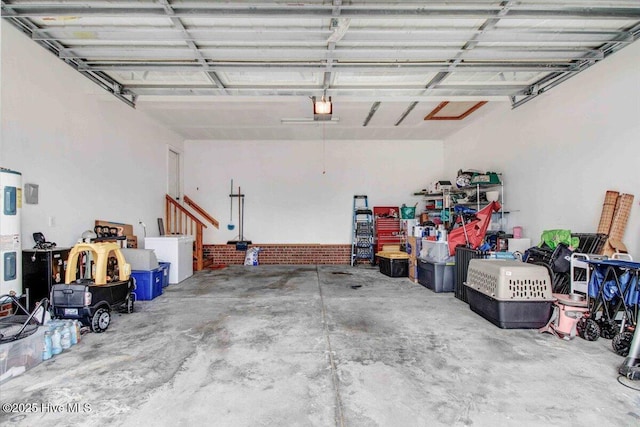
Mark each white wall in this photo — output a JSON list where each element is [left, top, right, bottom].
[[444, 40, 640, 257], [185, 139, 444, 244], [1, 24, 184, 249]]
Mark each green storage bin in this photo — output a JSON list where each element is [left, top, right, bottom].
[[400, 206, 416, 219]]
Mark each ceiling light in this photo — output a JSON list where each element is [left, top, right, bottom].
[[281, 117, 340, 125], [312, 96, 332, 121]]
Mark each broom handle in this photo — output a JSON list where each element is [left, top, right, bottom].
[[229, 179, 233, 222]]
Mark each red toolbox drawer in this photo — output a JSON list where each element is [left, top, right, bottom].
[[373, 206, 399, 218]]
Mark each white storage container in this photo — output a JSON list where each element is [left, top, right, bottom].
[[0, 326, 45, 384], [120, 248, 159, 271], [420, 240, 452, 263], [144, 236, 195, 284], [507, 238, 532, 254]]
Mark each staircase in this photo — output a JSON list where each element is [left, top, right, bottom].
[[165, 195, 219, 271]]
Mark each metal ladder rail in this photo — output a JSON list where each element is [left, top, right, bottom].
[[351, 195, 373, 266]]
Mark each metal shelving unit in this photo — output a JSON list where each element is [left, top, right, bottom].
[[414, 175, 507, 231]]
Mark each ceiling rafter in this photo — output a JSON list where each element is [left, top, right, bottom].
[[322, 0, 345, 93], [29, 27, 636, 45], [79, 62, 575, 73], [157, 0, 227, 94], [1, 0, 137, 107], [4, 3, 640, 20], [513, 20, 640, 107], [395, 0, 514, 126], [2, 1, 639, 111]]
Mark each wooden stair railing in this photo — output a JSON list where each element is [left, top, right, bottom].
[[165, 195, 220, 272], [184, 195, 220, 229], [165, 195, 207, 271]]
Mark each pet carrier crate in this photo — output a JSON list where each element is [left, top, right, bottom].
[[465, 259, 554, 329]]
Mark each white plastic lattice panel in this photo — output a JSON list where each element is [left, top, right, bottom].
[[465, 259, 553, 301]]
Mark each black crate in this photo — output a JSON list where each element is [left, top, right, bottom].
[[525, 246, 553, 265], [572, 233, 608, 254], [454, 246, 490, 303], [524, 244, 575, 293], [466, 287, 553, 329], [378, 256, 408, 277]]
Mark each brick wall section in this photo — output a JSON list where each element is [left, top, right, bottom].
[[203, 244, 354, 265], [0, 302, 13, 318]]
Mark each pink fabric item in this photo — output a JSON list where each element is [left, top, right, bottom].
[[447, 201, 502, 255]]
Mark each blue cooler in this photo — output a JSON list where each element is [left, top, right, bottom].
[[159, 262, 171, 288]]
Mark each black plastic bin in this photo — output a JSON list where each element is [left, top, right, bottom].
[[378, 255, 409, 277]]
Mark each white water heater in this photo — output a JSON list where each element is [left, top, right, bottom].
[[0, 167, 22, 298]]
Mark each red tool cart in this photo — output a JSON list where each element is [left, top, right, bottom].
[[373, 206, 402, 260]]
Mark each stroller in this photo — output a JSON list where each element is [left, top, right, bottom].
[[578, 258, 639, 355]]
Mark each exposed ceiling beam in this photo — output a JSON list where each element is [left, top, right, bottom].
[[157, 0, 227, 94], [4, 4, 640, 20], [126, 86, 525, 98], [513, 21, 640, 108], [2, 0, 638, 111], [322, 0, 347, 94], [81, 62, 572, 73], [1, 3, 137, 107], [395, 1, 514, 126], [29, 27, 636, 45], [362, 102, 381, 127], [124, 84, 530, 91], [55, 46, 605, 62], [394, 102, 419, 126]]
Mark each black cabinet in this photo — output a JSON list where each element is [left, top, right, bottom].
[[22, 248, 70, 311]]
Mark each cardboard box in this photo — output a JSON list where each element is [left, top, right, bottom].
[[95, 220, 134, 237], [408, 258, 418, 282], [406, 236, 422, 260], [126, 235, 138, 249]]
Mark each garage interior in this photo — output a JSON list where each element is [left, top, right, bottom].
[[1, 1, 640, 426]]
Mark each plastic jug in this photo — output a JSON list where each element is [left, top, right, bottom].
[[51, 328, 62, 355], [43, 331, 52, 360]]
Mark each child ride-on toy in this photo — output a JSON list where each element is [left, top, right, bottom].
[[50, 242, 135, 332]]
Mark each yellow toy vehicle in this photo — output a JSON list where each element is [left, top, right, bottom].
[[50, 242, 135, 332]]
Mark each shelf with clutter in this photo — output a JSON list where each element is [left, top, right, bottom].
[[413, 172, 507, 235]]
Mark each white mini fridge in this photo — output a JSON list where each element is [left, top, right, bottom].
[[144, 235, 195, 284]]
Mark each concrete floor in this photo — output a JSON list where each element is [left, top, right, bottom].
[[1, 265, 638, 426]]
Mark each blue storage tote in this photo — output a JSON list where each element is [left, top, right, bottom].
[[131, 267, 163, 301], [159, 262, 171, 288]]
